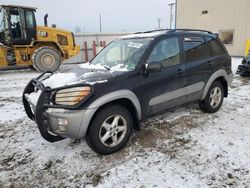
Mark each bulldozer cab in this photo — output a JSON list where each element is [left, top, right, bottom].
[[0, 5, 37, 46]]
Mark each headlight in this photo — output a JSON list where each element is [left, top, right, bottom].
[[55, 86, 91, 105]]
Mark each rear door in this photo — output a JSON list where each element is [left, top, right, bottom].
[[182, 35, 211, 102], [204, 36, 230, 73], [138, 36, 186, 117]]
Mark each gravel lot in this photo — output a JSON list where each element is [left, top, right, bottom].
[[0, 58, 250, 188]]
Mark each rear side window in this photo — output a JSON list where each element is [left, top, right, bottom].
[[204, 36, 226, 57], [148, 37, 180, 68], [183, 36, 209, 62]]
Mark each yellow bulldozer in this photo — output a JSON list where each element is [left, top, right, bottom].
[[0, 4, 80, 72]]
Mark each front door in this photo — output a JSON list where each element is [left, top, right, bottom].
[[138, 36, 186, 117]]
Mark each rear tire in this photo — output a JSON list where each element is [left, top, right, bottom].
[[32, 46, 61, 72], [86, 105, 133, 155], [199, 81, 224, 113]]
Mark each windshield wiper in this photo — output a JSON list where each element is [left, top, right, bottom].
[[103, 65, 111, 71]]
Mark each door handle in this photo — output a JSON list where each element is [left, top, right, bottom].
[[208, 61, 212, 67], [177, 69, 183, 75]]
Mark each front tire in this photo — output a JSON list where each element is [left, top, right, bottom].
[[86, 105, 133, 155], [32, 46, 61, 72], [199, 81, 224, 113]]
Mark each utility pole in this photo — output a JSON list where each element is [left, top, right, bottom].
[[157, 18, 161, 30], [99, 13, 102, 32], [168, 3, 175, 29]]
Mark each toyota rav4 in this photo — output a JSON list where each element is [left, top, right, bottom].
[[23, 29, 234, 155]]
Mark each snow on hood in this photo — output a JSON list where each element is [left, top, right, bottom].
[[42, 72, 78, 88], [25, 62, 128, 105], [24, 73, 77, 106]]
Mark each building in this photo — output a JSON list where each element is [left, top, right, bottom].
[[176, 0, 250, 56]]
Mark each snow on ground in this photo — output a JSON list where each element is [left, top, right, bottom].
[[0, 58, 250, 187]]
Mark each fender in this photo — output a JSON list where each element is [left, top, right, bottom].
[[31, 41, 65, 57], [77, 90, 142, 139], [201, 69, 233, 100]]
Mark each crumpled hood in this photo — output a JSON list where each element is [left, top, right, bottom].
[[42, 63, 127, 88]]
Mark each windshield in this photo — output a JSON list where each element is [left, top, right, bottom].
[[91, 38, 151, 71], [0, 7, 7, 32]]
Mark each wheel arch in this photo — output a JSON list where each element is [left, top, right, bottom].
[[77, 90, 142, 138], [202, 69, 230, 100], [89, 98, 141, 131], [214, 77, 228, 97]]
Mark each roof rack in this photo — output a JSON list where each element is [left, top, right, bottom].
[[168, 29, 214, 34], [134, 29, 170, 34]]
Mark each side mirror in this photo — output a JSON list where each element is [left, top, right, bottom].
[[146, 61, 162, 73]]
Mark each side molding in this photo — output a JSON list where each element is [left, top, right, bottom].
[[149, 82, 205, 106]]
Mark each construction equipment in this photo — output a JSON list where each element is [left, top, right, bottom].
[[0, 4, 80, 72]]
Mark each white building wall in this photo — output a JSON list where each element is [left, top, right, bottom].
[[176, 0, 250, 56]]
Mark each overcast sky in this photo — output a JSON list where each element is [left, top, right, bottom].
[[3, 0, 176, 33]]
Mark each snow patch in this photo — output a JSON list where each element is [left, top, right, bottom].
[[121, 31, 164, 39], [25, 90, 41, 106], [0, 102, 25, 123], [42, 72, 77, 88], [85, 80, 108, 85], [80, 62, 105, 70], [80, 62, 129, 72], [1, 58, 250, 187], [110, 64, 129, 72]]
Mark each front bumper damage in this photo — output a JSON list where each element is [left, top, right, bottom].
[[22, 72, 91, 142]]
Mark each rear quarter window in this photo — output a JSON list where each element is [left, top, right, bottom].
[[204, 36, 226, 57]]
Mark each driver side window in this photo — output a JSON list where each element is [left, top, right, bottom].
[[148, 37, 180, 68]]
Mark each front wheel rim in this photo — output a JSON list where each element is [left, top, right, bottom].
[[209, 86, 222, 108], [99, 115, 128, 147]]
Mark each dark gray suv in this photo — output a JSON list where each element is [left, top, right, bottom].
[[23, 29, 233, 155]]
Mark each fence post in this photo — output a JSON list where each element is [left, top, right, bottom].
[[93, 41, 97, 57], [84, 41, 88, 62]]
